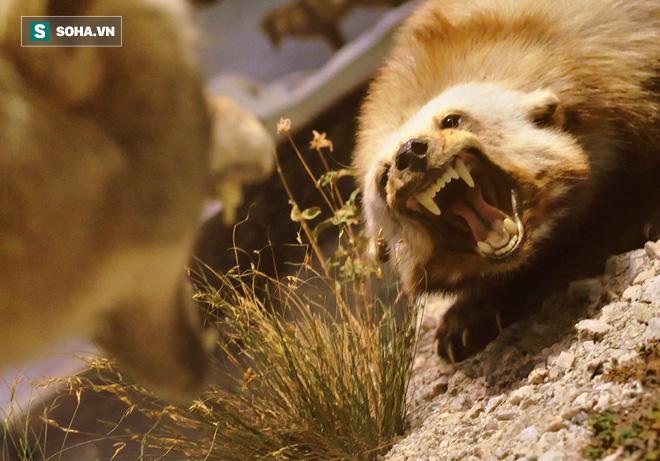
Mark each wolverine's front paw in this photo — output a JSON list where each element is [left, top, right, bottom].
[[434, 297, 507, 363]]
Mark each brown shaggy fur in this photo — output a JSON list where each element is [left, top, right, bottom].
[[354, 0, 660, 361]]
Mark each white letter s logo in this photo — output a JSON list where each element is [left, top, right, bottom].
[[34, 24, 46, 39]]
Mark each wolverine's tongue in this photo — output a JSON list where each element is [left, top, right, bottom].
[[406, 151, 523, 258], [450, 185, 519, 256]]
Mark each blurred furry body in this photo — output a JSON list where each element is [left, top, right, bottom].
[[0, 0, 273, 399]]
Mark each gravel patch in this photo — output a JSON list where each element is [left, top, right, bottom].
[[387, 240, 660, 460]]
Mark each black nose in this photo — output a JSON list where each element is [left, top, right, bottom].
[[395, 138, 428, 171]]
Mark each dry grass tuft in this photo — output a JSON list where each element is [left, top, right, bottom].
[[3, 125, 420, 460]]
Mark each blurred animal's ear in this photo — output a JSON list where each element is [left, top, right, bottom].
[[94, 280, 216, 402], [524, 89, 561, 127]]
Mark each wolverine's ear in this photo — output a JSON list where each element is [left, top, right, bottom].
[[94, 280, 216, 402], [524, 89, 560, 127]]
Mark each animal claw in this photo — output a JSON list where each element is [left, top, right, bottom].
[[447, 342, 456, 363]]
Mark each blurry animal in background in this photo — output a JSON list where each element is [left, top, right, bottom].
[[208, 95, 274, 225], [261, 0, 407, 51], [354, 0, 660, 362], [0, 0, 273, 400]]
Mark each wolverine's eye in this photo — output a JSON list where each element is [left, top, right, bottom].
[[533, 112, 554, 128], [531, 100, 558, 128], [440, 114, 462, 129]]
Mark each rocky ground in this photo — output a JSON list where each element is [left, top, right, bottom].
[[387, 240, 660, 461]]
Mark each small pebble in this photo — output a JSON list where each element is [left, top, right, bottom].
[[538, 450, 566, 461], [509, 386, 535, 406], [495, 410, 518, 421], [641, 276, 660, 303], [560, 406, 583, 420], [622, 285, 643, 301], [544, 418, 566, 432], [572, 392, 596, 411], [528, 368, 548, 384], [634, 269, 655, 285], [645, 240, 660, 260], [629, 253, 652, 280], [582, 340, 596, 352], [519, 426, 540, 441], [553, 351, 575, 370], [645, 317, 660, 341], [576, 319, 612, 340], [631, 302, 654, 323], [600, 302, 626, 323], [485, 395, 504, 414]]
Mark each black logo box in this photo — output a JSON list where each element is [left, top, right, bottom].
[[22, 16, 122, 47]]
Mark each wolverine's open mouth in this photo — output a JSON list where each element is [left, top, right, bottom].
[[401, 149, 524, 259]]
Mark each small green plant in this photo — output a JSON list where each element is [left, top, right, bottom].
[[5, 122, 420, 460], [584, 403, 660, 460], [636, 342, 660, 356]]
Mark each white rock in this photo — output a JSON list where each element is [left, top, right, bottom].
[[593, 393, 612, 412], [634, 269, 655, 285], [538, 449, 566, 461], [528, 367, 548, 385], [622, 285, 643, 301], [572, 392, 595, 411], [582, 340, 596, 352], [601, 302, 626, 323], [519, 425, 540, 441], [553, 352, 575, 370], [510, 386, 535, 406], [645, 240, 660, 260], [631, 302, 654, 323], [645, 317, 660, 341], [485, 395, 504, 414], [641, 276, 660, 303], [576, 319, 612, 340]]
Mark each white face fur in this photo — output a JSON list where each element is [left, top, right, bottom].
[[363, 83, 589, 293]]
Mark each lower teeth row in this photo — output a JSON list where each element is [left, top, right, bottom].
[[477, 218, 519, 256]]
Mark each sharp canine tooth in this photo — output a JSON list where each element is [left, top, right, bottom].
[[477, 241, 494, 254], [454, 158, 475, 188], [416, 192, 441, 215], [503, 218, 518, 235]]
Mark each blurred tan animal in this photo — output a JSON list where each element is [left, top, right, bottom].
[[261, 0, 407, 50], [355, 0, 660, 362], [0, 0, 273, 400]]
